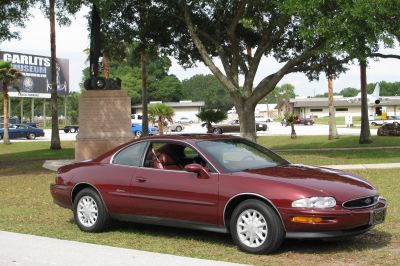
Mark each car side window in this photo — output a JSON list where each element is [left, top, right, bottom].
[[113, 142, 148, 167]]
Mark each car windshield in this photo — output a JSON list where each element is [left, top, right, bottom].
[[197, 139, 289, 172]]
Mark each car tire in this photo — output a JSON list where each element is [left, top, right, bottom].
[[73, 188, 110, 232], [176, 126, 182, 132], [230, 199, 284, 254], [70, 127, 76, 133], [0, 134, 2, 140], [213, 128, 222, 134], [307, 121, 311, 125], [63, 129, 69, 133], [135, 130, 142, 137], [27, 133, 36, 140], [371, 122, 377, 126]]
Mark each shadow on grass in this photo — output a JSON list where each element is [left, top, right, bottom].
[[69, 218, 391, 254], [278, 229, 391, 254]]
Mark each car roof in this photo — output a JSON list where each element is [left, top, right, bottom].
[[137, 133, 240, 143]]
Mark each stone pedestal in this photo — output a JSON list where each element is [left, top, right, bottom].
[[75, 90, 133, 160]]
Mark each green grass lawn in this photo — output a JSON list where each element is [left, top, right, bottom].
[[313, 116, 362, 125], [258, 135, 400, 150]]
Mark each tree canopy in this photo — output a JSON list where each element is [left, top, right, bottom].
[[0, 1, 33, 42], [181, 74, 233, 112]]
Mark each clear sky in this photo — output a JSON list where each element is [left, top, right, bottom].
[[1, 7, 399, 97]]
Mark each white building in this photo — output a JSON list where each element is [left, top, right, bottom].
[[287, 96, 400, 118], [132, 100, 205, 122]]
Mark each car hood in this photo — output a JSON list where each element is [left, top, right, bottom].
[[240, 164, 377, 202]]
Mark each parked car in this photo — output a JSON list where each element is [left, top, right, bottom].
[[51, 134, 386, 254], [369, 116, 400, 126], [212, 120, 268, 134], [384, 115, 400, 125], [255, 115, 272, 123], [377, 123, 400, 136], [176, 117, 194, 124], [282, 116, 314, 126], [168, 123, 184, 132], [0, 124, 45, 140], [132, 123, 159, 137], [0, 116, 38, 128]]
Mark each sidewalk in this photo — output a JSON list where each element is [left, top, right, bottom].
[[0, 231, 245, 266]]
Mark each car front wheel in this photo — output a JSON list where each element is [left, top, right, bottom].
[[135, 130, 142, 137], [73, 188, 110, 232], [230, 199, 284, 254], [27, 133, 36, 140], [175, 126, 182, 132], [213, 128, 222, 134]]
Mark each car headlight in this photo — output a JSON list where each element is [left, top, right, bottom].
[[291, 197, 336, 209]]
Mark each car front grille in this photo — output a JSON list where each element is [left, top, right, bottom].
[[343, 196, 379, 209]]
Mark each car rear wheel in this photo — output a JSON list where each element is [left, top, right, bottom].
[[213, 128, 222, 134], [135, 130, 142, 137], [27, 133, 36, 140], [70, 127, 76, 133], [175, 125, 182, 132], [371, 122, 377, 126], [73, 188, 110, 232], [230, 199, 284, 254], [63, 129, 69, 133]]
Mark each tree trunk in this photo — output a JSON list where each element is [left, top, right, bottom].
[[290, 123, 296, 139], [50, 0, 61, 150], [141, 50, 149, 136], [328, 76, 338, 140], [359, 60, 372, 144], [2, 84, 10, 144], [158, 117, 164, 135], [236, 102, 257, 142]]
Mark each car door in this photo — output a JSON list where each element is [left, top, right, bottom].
[[130, 141, 219, 225], [8, 125, 19, 139], [102, 141, 149, 214]]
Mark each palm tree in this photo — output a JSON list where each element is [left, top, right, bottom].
[[284, 112, 297, 139], [49, 0, 61, 150], [0, 60, 22, 144], [196, 109, 227, 133], [148, 103, 174, 135]]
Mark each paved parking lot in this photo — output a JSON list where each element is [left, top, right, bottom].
[[2, 122, 377, 143]]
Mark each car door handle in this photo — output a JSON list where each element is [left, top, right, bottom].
[[135, 177, 147, 183]]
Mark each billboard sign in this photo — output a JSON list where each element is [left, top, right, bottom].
[[0, 51, 69, 98]]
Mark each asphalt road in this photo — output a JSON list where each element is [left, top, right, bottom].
[[1, 122, 377, 143]]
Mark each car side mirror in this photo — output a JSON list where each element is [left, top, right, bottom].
[[184, 163, 210, 179]]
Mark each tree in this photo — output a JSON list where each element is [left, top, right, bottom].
[[182, 74, 233, 112], [340, 87, 359, 97], [38, 0, 81, 149], [148, 103, 174, 135], [0, 60, 22, 144], [82, 52, 183, 103], [0, 1, 33, 42], [99, 1, 177, 137], [196, 109, 227, 133], [172, 1, 363, 142], [284, 112, 297, 139], [327, 76, 338, 140]]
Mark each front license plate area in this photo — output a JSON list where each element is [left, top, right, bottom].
[[370, 208, 386, 225]]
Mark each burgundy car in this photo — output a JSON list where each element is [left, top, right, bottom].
[[50, 134, 387, 254]]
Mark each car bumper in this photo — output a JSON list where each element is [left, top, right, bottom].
[[50, 183, 72, 209], [280, 198, 387, 238]]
